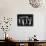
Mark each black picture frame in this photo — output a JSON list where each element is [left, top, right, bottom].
[[17, 14, 33, 26]]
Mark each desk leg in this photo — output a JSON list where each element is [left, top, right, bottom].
[[34, 43, 38, 46], [24, 43, 28, 46], [16, 43, 20, 46]]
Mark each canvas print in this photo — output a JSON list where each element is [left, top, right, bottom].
[[17, 14, 33, 26]]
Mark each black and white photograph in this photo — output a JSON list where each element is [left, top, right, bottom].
[[17, 14, 33, 26]]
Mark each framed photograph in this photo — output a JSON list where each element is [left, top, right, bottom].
[[17, 14, 33, 26]]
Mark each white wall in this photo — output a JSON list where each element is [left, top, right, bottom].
[[0, 0, 46, 40]]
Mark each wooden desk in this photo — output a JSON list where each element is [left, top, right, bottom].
[[5, 39, 46, 46], [14, 40, 46, 46]]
